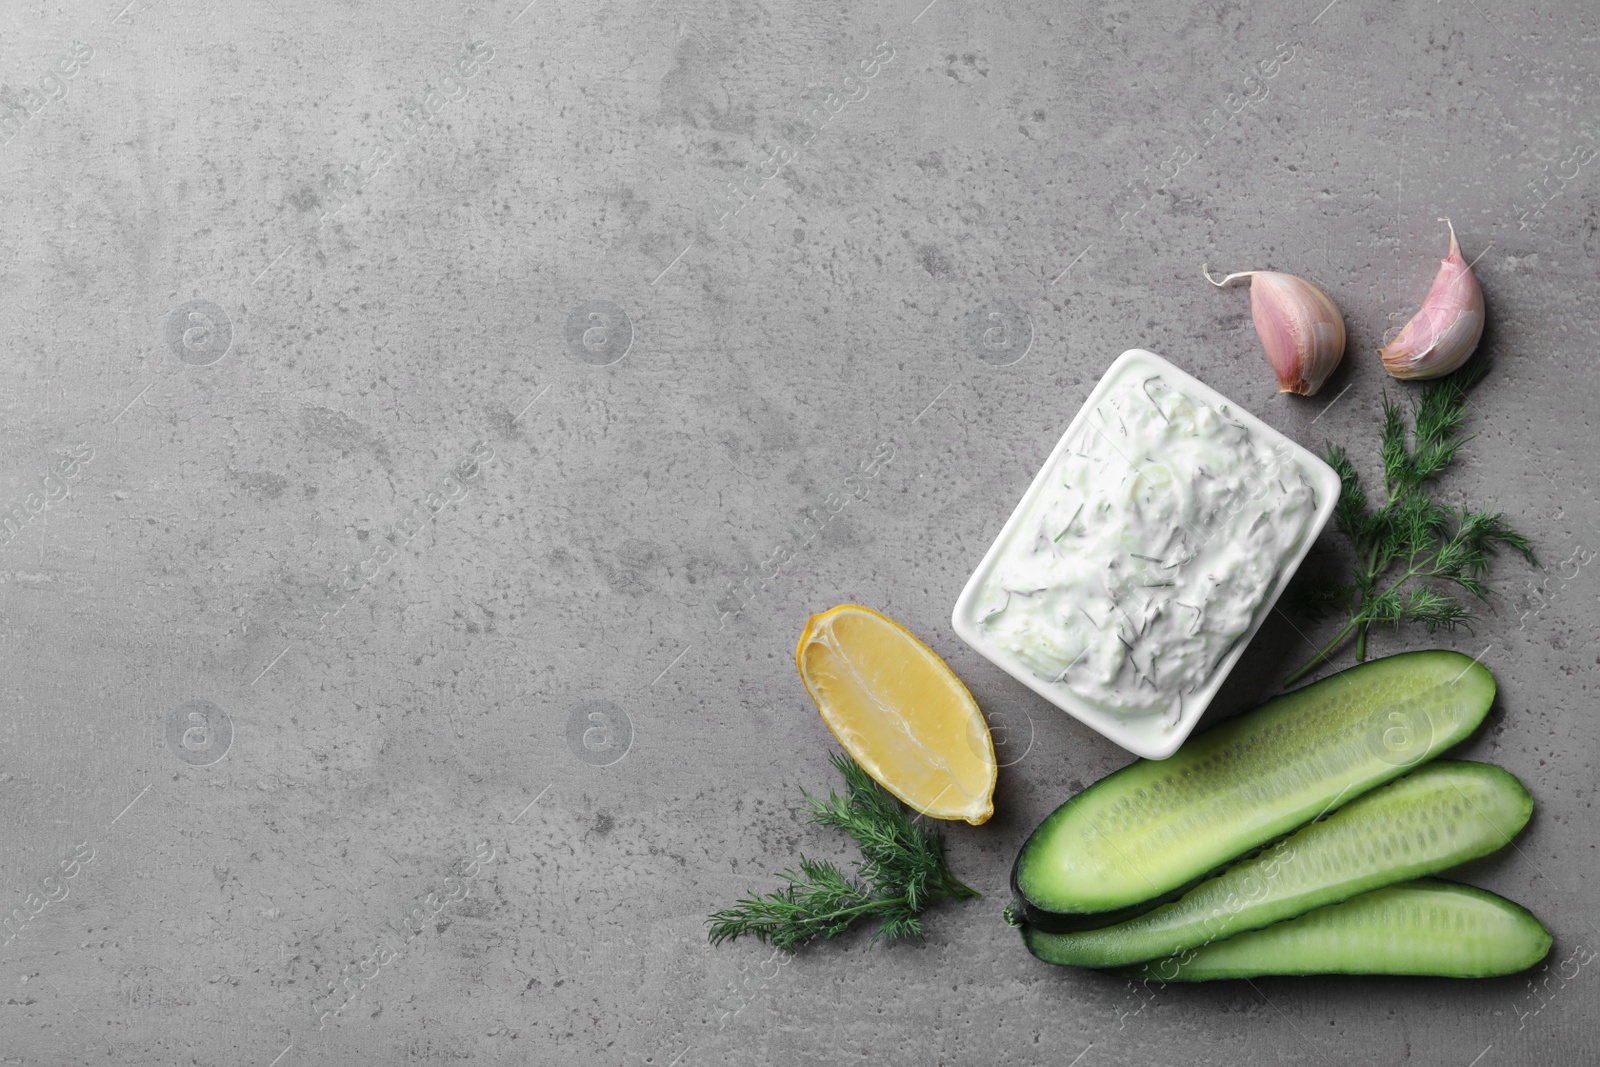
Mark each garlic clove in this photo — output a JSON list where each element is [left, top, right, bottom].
[[1379, 218, 1485, 380], [1203, 266, 1347, 396]]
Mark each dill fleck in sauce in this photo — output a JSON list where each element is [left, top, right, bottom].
[[974, 367, 1320, 725]]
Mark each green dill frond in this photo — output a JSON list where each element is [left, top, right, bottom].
[[706, 858, 875, 949], [1367, 581, 1473, 631], [710, 753, 978, 950], [1363, 588, 1405, 627], [1398, 586, 1474, 632], [1455, 508, 1538, 568], [1325, 444, 1376, 542], [1419, 350, 1493, 430], [1283, 354, 1535, 686], [870, 911, 925, 944], [1380, 393, 1414, 496], [1386, 494, 1452, 563], [1411, 388, 1473, 481]]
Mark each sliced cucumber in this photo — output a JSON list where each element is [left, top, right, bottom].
[[1022, 761, 1531, 968], [1115, 879, 1551, 981], [1015, 650, 1495, 921]]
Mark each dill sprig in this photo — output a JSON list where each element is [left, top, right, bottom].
[[706, 753, 980, 950], [1284, 353, 1535, 686]]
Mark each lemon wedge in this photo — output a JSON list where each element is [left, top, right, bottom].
[[796, 604, 996, 825]]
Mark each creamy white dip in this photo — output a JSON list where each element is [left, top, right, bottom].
[[972, 366, 1321, 723]]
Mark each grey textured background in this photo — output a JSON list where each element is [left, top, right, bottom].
[[0, 0, 1596, 1063]]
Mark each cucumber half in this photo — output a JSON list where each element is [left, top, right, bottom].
[[1021, 761, 1532, 969], [1015, 650, 1495, 922], [1115, 879, 1551, 981]]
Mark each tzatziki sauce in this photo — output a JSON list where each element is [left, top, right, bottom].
[[971, 365, 1321, 724]]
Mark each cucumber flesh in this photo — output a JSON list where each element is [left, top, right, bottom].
[[1022, 761, 1531, 968], [1016, 650, 1495, 920], [1114, 879, 1551, 981]]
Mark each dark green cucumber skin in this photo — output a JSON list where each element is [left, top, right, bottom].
[[1111, 880, 1552, 981], [1017, 650, 1495, 921], [1021, 761, 1532, 969]]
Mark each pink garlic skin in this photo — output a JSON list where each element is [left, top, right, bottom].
[[1246, 272, 1347, 395], [1379, 222, 1485, 380]]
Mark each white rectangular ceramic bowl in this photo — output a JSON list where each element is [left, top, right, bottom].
[[951, 349, 1341, 760]]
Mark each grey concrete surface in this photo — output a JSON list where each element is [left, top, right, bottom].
[[0, 0, 1595, 1063]]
